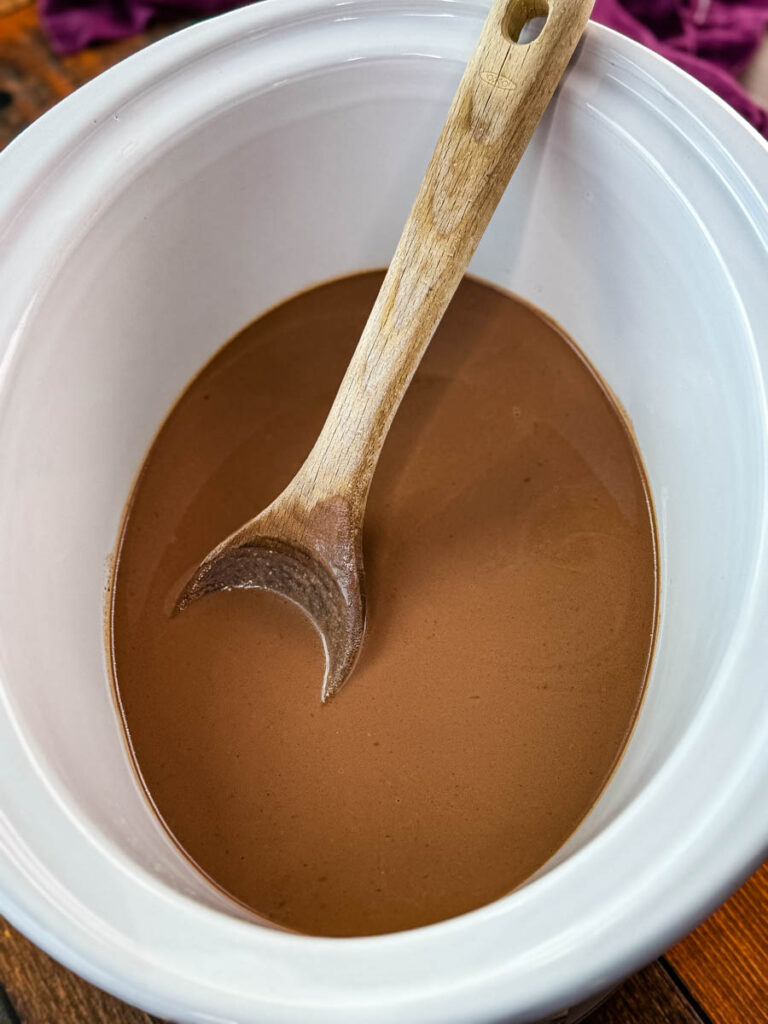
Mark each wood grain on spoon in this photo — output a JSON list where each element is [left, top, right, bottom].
[[177, 0, 596, 699]]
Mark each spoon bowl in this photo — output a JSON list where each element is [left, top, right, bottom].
[[177, 493, 364, 700]]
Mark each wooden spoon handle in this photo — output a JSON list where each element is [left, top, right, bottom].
[[297, 0, 594, 514]]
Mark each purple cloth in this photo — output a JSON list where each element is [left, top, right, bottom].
[[39, 0, 768, 135], [594, 0, 768, 136], [38, 0, 249, 52]]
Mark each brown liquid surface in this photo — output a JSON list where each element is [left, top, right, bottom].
[[112, 273, 656, 937]]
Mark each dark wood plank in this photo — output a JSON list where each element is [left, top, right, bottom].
[[667, 861, 768, 1024], [0, 0, 31, 17], [0, 921, 160, 1024], [0, 983, 21, 1024], [590, 960, 707, 1023]]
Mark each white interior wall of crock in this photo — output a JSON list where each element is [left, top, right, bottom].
[[0, 42, 763, 911]]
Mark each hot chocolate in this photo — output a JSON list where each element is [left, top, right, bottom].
[[111, 272, 656, 936]]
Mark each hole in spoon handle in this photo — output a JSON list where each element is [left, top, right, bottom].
[[503, 0, 549, 44]]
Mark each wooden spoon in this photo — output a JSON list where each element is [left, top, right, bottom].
[[176, 0, 595, 700]]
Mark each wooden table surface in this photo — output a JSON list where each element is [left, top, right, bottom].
[[1, 3, 767, 1021]]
